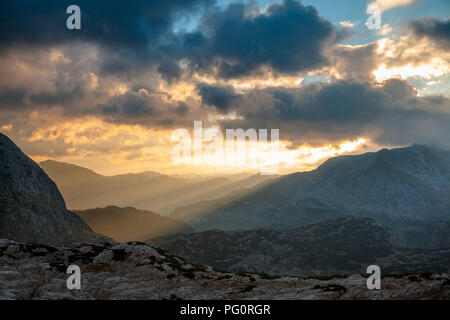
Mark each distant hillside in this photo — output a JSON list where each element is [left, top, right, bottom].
[[174, 145, 450, 235], [40, 160, 276, 213], [170, 176, 279, 221], [151, 216, 450, 277], [75, 206, 194, 242], [426, 221, 450, 249]]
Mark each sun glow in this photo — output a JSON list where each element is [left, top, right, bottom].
[[27, 115, 370, 176], [182, 136, 369, 174], [193, 72, 303, 91], [283, 138, 368, 172], [373, 62, 449, 82]]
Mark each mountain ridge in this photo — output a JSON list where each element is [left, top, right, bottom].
[[172, 144, 450, 236]]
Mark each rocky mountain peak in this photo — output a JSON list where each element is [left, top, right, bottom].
[[0, 133, 96, 245]]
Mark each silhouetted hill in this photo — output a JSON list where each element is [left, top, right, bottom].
[[75, 206, 194, 242]]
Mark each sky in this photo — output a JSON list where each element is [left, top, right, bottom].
[[0, 0, 449, 175]]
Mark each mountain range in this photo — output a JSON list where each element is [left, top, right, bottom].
[[169, 145, 450, 247], [40, 160, 277, 214]]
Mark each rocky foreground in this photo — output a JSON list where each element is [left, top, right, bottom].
[[1, 239, 449, 300]]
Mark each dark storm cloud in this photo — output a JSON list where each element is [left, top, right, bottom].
[[0, 0, 211, 49], [273, 81, 383, 123], [29, 86, 84, 107], [110, 92, 154, 116], [330, 43, 379, 81], [0, 0, 345, 80], [157, 59, 183, 83], [204, 78, 450, 148], [0, 79, 195, 129], [197, 84, 239, 111], [0, 87, 28, 110], [0, 0, 213, 80], [94, 0, 342, 79], [0, 82, 89, 112], [410, 17, 450, 49], [94, 90, 197, 128], [185, 0, 337, 78], [174, 101, 189, 115]]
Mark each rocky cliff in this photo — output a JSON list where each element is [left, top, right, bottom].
[[0, 133, 96, 245]]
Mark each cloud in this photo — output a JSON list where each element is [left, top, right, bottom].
[[410, 17, 450, 50], [203, 78, 450, 148], [183, 0, 340, 78], [94, 88, 199, 128], [378, 24, 393, 35], [0, 0, 345, 81], [368, 0, 414, 11], [0, 0, 449, 169], [339, 21, 356, 28], [157, 59, 183, 84], [0, 87, 28, 110], [326, 21, 450, 84], [197, 84, 239, 111], [0, 0, 211, 50], [371, 24, 450, 82], [0, 0, 214, 83], [330, 43, 379, 81]]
